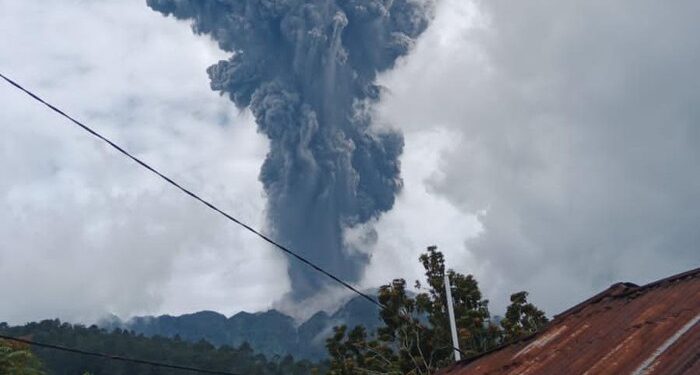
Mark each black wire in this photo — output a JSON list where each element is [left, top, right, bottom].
[[0, 72, 382, 310], [0, 334, 241, 375], [0, 73, 468, 360]]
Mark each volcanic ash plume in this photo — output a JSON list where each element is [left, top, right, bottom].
[[148, 0, 434, 300]]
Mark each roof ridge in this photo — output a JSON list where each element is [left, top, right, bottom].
[[439, 265, 700, 374], [551, 282, 637, 322], [553, 265, 700, 322], [634, 265, 700, 291]]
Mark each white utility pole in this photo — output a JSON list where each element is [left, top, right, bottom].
[[444, 272, 461, 361]]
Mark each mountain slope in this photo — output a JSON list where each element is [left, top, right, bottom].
[[0, 319, 322, 375], [101, 295, 382, 360]]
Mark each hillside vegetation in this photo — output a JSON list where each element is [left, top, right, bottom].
[[0, 320, 324, 375]]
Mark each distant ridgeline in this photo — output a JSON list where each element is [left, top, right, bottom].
[[0, 320, 323, 375], [101, 295, 382, 361]]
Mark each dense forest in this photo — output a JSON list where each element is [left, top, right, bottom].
[[100, 295, 382, 361], [1, 247, 547, 375], [325, 247, 548, 374], [0, 320, 324, 375]]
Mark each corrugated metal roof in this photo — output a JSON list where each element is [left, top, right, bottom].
[[439, 267, 700, 375]]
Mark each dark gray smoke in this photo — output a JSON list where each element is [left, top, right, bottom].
[[148, 0, 433, 300]]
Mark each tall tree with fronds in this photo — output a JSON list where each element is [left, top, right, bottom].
[[500, 291, 548, 342], [327, 246, 543, 374], [414, 246, 499, 357]]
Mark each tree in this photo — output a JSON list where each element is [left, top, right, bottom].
[[0, 321, 324, 375], [414, 246, 499, 357], [0, 339, 45, 375], [327, 246, 548, 374], [500, 291, 548, 342]]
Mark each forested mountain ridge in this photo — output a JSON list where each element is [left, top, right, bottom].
[[100, 295, 382, 360], [1, 248, 546, 375], [0, 319, 324, 375]]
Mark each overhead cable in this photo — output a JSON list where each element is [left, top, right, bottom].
[[0, 73, 468, 359], [0, 72, 381, 310], [0, 334, 241, 375]]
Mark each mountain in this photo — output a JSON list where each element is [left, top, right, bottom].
[[0, 319, 323, 374], [100, 295, 383, 360]]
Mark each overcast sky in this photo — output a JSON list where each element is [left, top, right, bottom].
[[1, 0, 698, 325]]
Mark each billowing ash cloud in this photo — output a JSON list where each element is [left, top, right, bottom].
[[147, 0, 433, 300]]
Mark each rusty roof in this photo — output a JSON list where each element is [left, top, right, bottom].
[[439, 267, 700, 375]]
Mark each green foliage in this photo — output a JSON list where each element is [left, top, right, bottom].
[[0, 247, 548, 375], [415, 246, 499, 357], [500, 291, 548, 342], [0, 321, 323, 375], [326, 246, 549, 374], [0, 338, 45, 375], [326, 325, 395, 374]]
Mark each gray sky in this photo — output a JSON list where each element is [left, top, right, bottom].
[[1, 0, 698, 325]]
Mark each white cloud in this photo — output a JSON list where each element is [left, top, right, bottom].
[[357, 128, 483, 290], [374, 0, 700, 314], [2, 0, 698, 325], [0, 0, 288, 324]]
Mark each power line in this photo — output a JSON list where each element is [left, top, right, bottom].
[[0, 72, 382, 311], [0, 334, 241, 375], [0, 72, 468, 359]]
